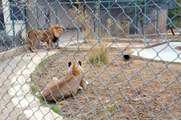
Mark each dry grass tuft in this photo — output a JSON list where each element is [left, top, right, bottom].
[[88, 43, 110, 65], [88, 51, 99, 65], [98, 47, 110, 65]]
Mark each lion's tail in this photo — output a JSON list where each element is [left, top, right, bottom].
[[25, 42, 36, 53], [29, 47, 36, 53]]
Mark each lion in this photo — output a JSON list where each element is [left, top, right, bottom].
[[41, 61, 88, 102], [27, 24, 63, 52]]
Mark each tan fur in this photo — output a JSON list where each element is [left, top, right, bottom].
[[42, 61, 88, 102], [27, 24, 63, 52]]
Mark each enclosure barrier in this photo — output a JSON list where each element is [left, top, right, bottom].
[[0, 0, 181, 120]]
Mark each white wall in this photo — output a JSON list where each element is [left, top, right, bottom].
[[2, 0, 26, 38]]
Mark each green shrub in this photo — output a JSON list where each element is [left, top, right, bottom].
[[168, 0, 181, 27]]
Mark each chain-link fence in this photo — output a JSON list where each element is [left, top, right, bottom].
[[0, 0, 181, 120]]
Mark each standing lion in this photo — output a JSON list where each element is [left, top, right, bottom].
[[27, 24, 63, 52]]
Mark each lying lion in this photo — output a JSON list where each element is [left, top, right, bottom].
[[27, 24, 63, 52], [41, 61, 88, 102]]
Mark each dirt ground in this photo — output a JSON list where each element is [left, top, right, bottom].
[[31, 49, 181, 120], [176, 46, 181, 51]]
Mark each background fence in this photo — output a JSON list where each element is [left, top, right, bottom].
[[0, 0, 181, 120]]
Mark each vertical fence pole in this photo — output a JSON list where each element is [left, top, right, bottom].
[[98, 0, 101, 39], [10, 8, 15, 39], [134, 1, 137, 34], [143, 0, 147, 45], [93, 1, 96, 33], [108, 0, 111, 36], [55, 2, 58, 24], [36, 0, 39, 29], [156, 8, 159, 42]]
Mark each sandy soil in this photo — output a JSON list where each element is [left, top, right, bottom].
[[31, 49, 181, 120]]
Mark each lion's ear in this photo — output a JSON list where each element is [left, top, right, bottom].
[[78, 61, 82, 66], [68, 62, 72, 67]]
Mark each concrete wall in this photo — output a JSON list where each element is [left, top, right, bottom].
[[26, 0, 38, 31], [25, 0, 168, 36], [26, 0, 82, 30], [145, 9, 167, 34], [157, 10, 167, 33]]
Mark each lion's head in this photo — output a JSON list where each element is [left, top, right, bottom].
[[52, 24, 63, 38], [68, 61, 83, 75]]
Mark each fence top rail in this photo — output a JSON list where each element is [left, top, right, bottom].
[[41, 0, 146, 5]]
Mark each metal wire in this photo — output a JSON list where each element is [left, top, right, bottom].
[[0, 0, 181, 120]]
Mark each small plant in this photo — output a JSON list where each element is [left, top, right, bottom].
[[30, 72, 39, 81], [107, 103, 117, 113], [37, 96, 64, 116], [37, 95, 45, 104], [31, 84, 38, 94], [98, 48, 109, 65], [88, 46, 110, 65], [31, 87, 64, 116], [36, 95, 64, 116], [47, 104, 63, 115], [88, 52, 99, 65]]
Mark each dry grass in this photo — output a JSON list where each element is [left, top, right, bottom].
[[31, 49, 181, 120], [98, 47, 110, 65], [88, 46, 110, 65], [87, 51, 98, 65]]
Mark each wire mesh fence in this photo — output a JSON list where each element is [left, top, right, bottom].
[[0, 0, 181, 120]]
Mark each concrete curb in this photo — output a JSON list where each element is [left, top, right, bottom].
[[8, 50, 63, 120], [0, 45, 28, 62], [0, 41, 141, 63], [133, 42, 181, 63]]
